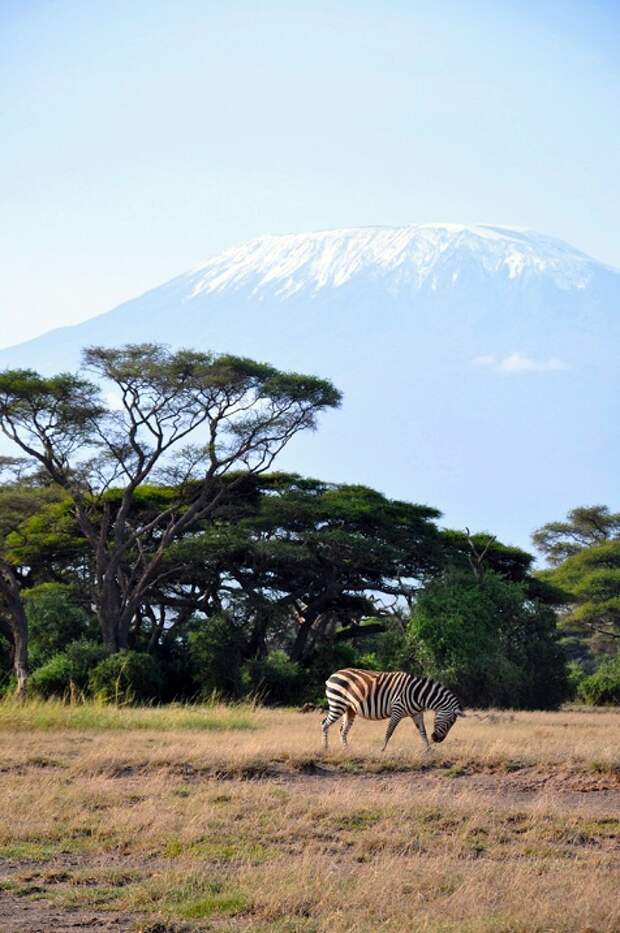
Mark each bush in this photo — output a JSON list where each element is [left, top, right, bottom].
[[89, 650, 164, 704], [24, 584, 96, 669], [566, 660, 588, 699], [187, 614, 244, 700], [577, 654, 620, 706], [30, 640, 106, 698], [349, 617, 412, 673], [241, 650, 305, 705], [301, 641, 358, 705], [408, 570, 569, 709], [0, 632, 12, 690]]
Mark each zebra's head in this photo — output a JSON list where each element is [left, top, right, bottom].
[[431, 705, 465, 743]]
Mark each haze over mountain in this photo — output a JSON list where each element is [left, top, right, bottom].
[[3, 223, 618, 550]]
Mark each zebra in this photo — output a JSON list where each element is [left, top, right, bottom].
[[322, 668, 464, 752]]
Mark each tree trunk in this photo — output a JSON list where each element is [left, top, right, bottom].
[[0, 562, 28, 700], [116, 611, 132, 651], [246, 609, 271, 659], [146, 605, 167, 654], [99, 620, 118, 654], [290, 587, 342, 662], [97, 594, 121, 654], [13, 617, 28, 701], [97, 577, 128, 653], [290, 609, 320, 662]]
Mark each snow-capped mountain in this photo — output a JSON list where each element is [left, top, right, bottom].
[[185, 223, 604, 297], [4, 223, 616, 371], [2, 224, 618, 549]]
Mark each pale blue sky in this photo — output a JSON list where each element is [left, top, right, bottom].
[[1, 0, 619, 347]]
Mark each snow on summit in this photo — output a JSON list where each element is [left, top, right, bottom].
[[187, 223, 601, 299]]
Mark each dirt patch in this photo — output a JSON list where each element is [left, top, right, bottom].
[[145, 757, 620, 809], [0, 895, 140, 932], [259, 762, 620, 814], [0, 854, 164, 933], [81, 754, 619, 785], [79, 755, 620, 816], [72, 757, 620, 817]]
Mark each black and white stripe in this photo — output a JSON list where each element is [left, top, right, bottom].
[[322, 668, 464, 752]]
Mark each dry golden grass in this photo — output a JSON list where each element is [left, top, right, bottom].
[[0, 702, 618, 932]]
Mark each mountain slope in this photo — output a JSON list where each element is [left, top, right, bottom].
[[2, 224, 618, 549]]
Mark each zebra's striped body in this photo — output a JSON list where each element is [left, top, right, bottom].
[[322, 668, 463, 752]]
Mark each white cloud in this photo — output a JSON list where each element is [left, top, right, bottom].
[[472, 352, 568, 374], [499, 352, 568, 373]]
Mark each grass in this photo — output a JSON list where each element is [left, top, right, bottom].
[[0, 842, 65, 862], [0, 701, 618, 931], [0, 696, 256, 732], [167, 880, 250, 920], [162, 834, 274, 863]]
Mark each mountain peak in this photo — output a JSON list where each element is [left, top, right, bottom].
[[187, 223, 606, 300], [1, 221, 616, 554]]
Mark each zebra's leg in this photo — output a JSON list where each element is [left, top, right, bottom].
[[381, 706, 405, 752], [411, 712, 432, 753], [339, 708, 356, 747], [322, 705, 345, 750]]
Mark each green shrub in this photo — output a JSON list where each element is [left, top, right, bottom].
[[241, 649, 304, 705], [577, 654, 620, 706], [353, 616, 412, 672], [187, 614, 244, 699], [0, 633, 12, 690], [24, 584, 96, 669], [89, 650, 164, 704], [566, 660, 588, 699], [302, 641, 358, 705], [30, 640, 106, 698], [408, 570, 569, 709]]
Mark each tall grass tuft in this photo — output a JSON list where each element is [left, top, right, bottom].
[[0, 696, 257, 732]]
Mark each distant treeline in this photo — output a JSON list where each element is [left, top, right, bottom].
[[0, 344, 617, 707]]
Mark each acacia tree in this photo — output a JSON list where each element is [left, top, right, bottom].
[[0, 344, 340, 654], [533, 505, 620, 662], [0, 460, 68, 696], [532, 505, 620, 566], [0, 488, 29, 697], [151, 474, 444, 662], [541, 541, 620, 648]]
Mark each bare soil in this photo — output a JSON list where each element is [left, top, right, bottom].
[[0, 897, 141, 933]]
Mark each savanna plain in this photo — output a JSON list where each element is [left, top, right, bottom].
[[0, 701, 618, 933]]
